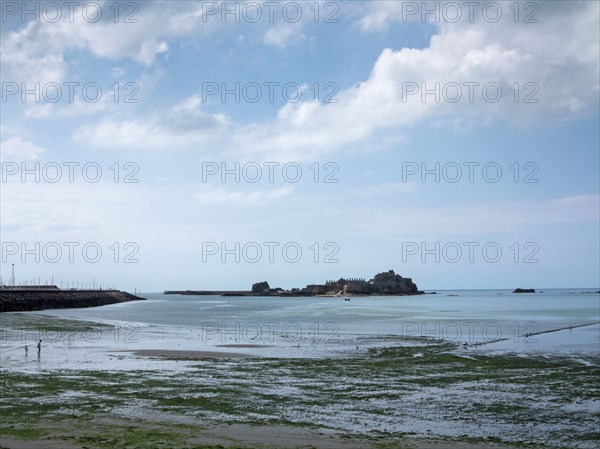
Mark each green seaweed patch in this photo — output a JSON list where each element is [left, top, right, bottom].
[[1, 347, 598, 448], [0, 425, 45, 440], [1, 313, 113, 333]]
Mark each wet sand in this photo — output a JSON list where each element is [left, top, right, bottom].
[[3, 308, 598, 449], [216, 343, 274, 348], [0, 426, 537, 449], [202, 424, 528, 449], [132, 349, 259, 359], [0, 436, 82, 449]]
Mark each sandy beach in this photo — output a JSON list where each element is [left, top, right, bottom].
[[1, 294, 598, 449]]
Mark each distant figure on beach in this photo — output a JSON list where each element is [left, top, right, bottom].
[[37, 339, 42, 355], [25, 345, 28, 355]]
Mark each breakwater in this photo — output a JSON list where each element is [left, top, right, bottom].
[[164, 290, 251, 296], [0, 288, 146, 312]]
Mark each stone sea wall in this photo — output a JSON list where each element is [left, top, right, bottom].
[[0, 289, 146, 312]]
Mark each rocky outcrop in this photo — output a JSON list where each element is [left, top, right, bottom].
[[251, 281, 270, 294], [0, 289, 146, 312], [513, 288, 536, 293], [369, 270, 420, 294]]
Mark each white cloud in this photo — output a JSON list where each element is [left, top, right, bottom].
[[356, 0, 404, 32], [193, 185, 293, 205], [73, 95, 230, 150], [110, 67, 126, 78], [262, 23, 305, 48], [0, 1, 212, 85], [73, 118, 180, 150], [172, 94, 203, 113], [24, 94, 111, 118], [0, 137, 46, 161], [71, 2, 599, 162], [0, 23, 67, 85]]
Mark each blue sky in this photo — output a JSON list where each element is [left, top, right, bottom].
[[1, 1, 598, 291]]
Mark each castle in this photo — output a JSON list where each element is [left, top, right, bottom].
[[251, 270, 422, 296]]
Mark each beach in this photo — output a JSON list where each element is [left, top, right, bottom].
[[1, 290, 599, 448]]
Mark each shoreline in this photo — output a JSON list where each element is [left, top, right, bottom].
[[1, 313, 598, 449]]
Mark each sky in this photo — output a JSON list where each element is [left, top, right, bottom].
[[0, 0, 599, 292]]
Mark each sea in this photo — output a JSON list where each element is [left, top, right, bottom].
[[2, 289, 598, 370]]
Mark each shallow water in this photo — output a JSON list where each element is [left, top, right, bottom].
[[7, 289, 598, 362]]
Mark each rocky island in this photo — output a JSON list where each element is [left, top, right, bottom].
[[165, 270, 423, 297], [0, 286, 146, 312]]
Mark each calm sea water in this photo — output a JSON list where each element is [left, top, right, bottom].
[[21, 288, 600, 357]]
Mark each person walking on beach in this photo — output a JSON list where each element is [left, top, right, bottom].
[[25, 345, 28, 356], [37, 339, 42, 355]]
